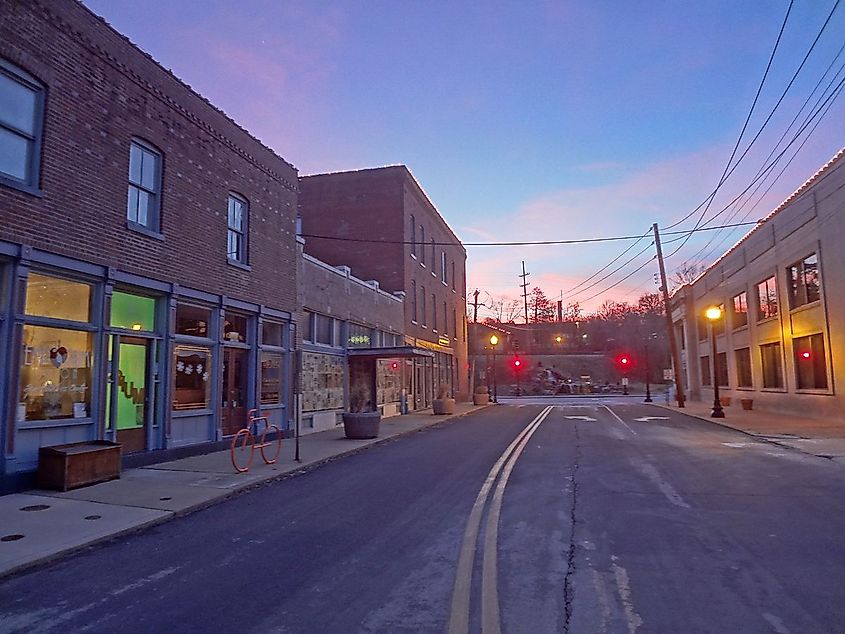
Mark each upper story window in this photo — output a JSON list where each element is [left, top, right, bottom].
[[227, 193, 248, 264], [732, 292, 748, 329], [432, 293, 438, 331], [430, 239, 436, 269], [441, 251, 447, 283], [420, 226, 426, 264], [0, 59, 45, 191], [410, 279, 417, 322], [410, 215, 416, 256], [787, 253, 820, 309], [756, 276, 778, 321], [127, 139, 162, 230], [421, 286, 427, 326], [451, 261, 456, 290]]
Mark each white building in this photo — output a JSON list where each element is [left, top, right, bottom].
[[671, 148, 844, 420]]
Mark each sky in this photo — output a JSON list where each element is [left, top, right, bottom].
[[83, 0, 845, 318]]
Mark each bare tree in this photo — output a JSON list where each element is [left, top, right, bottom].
[[671, 261, 702, 290]]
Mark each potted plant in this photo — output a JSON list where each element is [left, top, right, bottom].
[[473, 384, 490, 406], [342, 383, 380, 439], [720, 396, 732, 407], [433, 383, 455, 415], [740, 398, 753, 411]]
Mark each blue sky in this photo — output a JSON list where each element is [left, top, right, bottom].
[[84, 0, 845, 316]]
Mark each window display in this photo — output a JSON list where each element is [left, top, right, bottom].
[[19, 325, 93, 421], [173, 345, 212, 410], [260, 351, 283, 405]]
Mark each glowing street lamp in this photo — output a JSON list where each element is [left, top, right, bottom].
[[489, 334, 499, 403], [706, 306, 725, 418]]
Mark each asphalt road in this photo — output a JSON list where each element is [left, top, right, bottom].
[[3, 399, 845, 633]]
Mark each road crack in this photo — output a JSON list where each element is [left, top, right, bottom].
[[563, 424, 581, 633]]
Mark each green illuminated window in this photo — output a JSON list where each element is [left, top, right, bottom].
[[111, 291, 155, 331]]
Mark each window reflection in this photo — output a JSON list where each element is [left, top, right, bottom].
[[25, 273, 91, 322]]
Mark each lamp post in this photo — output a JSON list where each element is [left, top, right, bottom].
[[489, 334, 499, 403], [706, 306, 725, 418]]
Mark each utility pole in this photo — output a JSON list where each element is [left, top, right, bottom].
[[519, 261, 530, 324], [653, 223, 685, 408], [471, 289, 480, 323]]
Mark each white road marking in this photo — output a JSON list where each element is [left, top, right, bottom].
[[762, 612, 791, 633], [633, 416, 669, 422], [632, 459, 690, 508], [565, 415, 597, 421], [447, 406, 554, 634], [603, 405, 637, 435], [612, 562, 644, 633]]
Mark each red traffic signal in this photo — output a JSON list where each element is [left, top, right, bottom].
[[615, 353, 634, 371], [799, 350, 811, 360], [512, 357, 524, 371]]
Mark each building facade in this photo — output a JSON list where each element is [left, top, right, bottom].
[[298, 166, 469, 406], [299, 252, 410, 433], [0, 0, 298, 488], [671, 148, 844, 420]]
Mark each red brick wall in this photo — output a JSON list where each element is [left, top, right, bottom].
[[0, 0, 298, 313]]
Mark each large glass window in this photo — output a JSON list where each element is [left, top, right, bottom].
[[223, 311, 248, 344], [348, 323, 373, 348], [173, 345, 212, 410], [760, 342, 783, 389], [302, 311, 313, 342], [794, 333, 827, 390], [716, 352, 728, 387], [262, 321, 284, 347], [19, 326, 94, 422], [25, 273, 91, 322], [111, 291, 155, 331], [176, 304, 210, 338], [227, 194, 248, 264], [260, 351, 283, 404], [756, 276, 778, 321], [0, 59, 44, 189], [787, 254, 820, 309], [127, 139, 161, 230], [713, 304, 725, 336], [700, 356, 711, 386], [735, 348, 752, 388], [732, 292, 748, 329], [314, 314, 334, 346]]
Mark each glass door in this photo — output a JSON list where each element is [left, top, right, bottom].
[[108, 336, 151, 454], [221, 347, 248, 436]]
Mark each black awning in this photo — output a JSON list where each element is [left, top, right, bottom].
[[347, 346, 434, 359]]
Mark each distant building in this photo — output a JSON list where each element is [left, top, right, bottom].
[[299, 166, 469, 406], [0, 0, 298, 489], [670, 148, 845, 420]]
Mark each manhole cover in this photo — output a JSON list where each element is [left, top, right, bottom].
[[159, 497, 172, 501], [1, 534, 25, 542], [20, 504, 50, 512], [84, 515, 102, 521]]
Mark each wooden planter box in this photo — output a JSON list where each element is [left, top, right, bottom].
[[37, 441, 122, 491]]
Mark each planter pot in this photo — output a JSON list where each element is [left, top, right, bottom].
[[342, 412, 381, 439], [433, 398, 455, 415], [720, 396, 732, 407], [740, 398, 753, 411], [473, 393, 489, 405]]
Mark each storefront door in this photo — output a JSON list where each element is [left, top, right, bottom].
[[109, 336, 151, 454], [221, 347, 248, 436]]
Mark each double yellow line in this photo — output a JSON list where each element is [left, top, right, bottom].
[[447, 406, 555, 634]]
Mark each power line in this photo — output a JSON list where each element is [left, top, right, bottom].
[[561, 226, 652, 298]]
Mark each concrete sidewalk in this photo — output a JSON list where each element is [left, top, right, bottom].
[[0, 404, 487, 579], [655, 399, 845, 461]]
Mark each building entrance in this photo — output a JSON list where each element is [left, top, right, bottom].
[[108, 336, 152, 454], [221, 348, 248, 436]]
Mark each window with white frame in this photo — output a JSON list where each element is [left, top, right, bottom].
[[787, 253, 820, 309], [756, 276, 778, 321], [127, 139, 162, 230], [227, 193, 248, 264], [0, 59, 44, 190], [760, 342, 783, 389]]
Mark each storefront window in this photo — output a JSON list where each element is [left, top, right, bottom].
[[25, 272, 91, 322], [176, 304, 210, 337], [315, 314, 334, 346], [348, 323, 372, 348], [262, 321, 284, 347], [223, 311, 248, 343], [261, 351, 283, 404], [173, 345, 212, 410], [19, 325, 93, 421], [111, 291, 155, 331]]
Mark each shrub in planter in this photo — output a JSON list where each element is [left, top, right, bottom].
[[433, 383, 456, 415], [342, 384, 380, 439], [473, 384, 490, 406], [720, 396, 732, 407], [740, 398, 753, 411]]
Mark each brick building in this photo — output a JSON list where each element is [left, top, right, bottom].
[[299, 167, 469, 406], [670, 148, 844, 420], [0, 0, 298, 489]]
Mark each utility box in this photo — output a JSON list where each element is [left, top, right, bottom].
[[37, 441, 122, 491]]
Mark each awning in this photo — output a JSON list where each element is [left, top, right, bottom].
[[347, 346, 434, 359]]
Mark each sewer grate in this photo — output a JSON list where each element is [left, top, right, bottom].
[[84, 515, 102, 521], [1, 534, 25, 542], [20, 504, 51, 512]]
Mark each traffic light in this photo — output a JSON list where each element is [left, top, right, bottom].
[[512, 357, 524, 372], [615, 353, 634, 371], [799, 350, 811, 360]]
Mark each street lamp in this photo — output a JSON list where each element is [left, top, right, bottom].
[[705, 306, 725, 418], [489, 334, 499, 403]]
